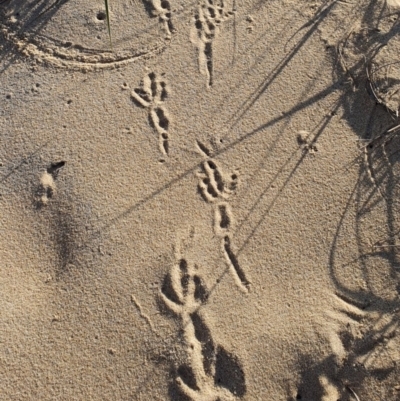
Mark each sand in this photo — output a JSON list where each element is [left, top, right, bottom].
[[0, 0, 399, 400]]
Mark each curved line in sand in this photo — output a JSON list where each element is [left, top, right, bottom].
[[2, 27, 172, 70]]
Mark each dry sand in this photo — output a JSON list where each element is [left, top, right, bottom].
[[0, 0, 400, 400]]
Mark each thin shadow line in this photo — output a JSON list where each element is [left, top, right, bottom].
[[97, 82, 338, 237], [228, 0, 338, 129], [0, 140, 51, 184], [236, 101, 341, 256]]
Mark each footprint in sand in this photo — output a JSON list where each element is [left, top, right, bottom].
[[36, 161, 65, 206], [196, 140, 250, 292], [160, 244, 246, 401], [150, 0, 176, 39], [191, 0, 235, 87], [131, 72, 171, 155]]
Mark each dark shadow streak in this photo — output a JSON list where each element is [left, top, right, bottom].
[[231, 53, 331, 209], [235, 144, 301, 235], [328, 175, 399, 310], [236, 101, 341, 255], [329, 177, 362, 298], [98, 82, 338, 236], [284, 0, 336, 51], [231, 0, 237, 66], [229, 0, 338, 128], [0, 0, 68, 73], [0, 140, 51, 184]]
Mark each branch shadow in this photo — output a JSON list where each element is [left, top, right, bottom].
[[0, 0, 69, 72], [294, 1, 400, 399], [228, 0, 338, 129]]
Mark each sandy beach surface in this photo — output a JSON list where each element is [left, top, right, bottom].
[[1, 0, 399, 400]]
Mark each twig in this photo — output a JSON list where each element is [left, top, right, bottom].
[[104, 0, 112, 49], [346, 386, 361, 401]]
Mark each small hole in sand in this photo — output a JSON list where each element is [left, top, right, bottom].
[[97, 11, 106, 21], [161, 0, 170, 8], [67, 100, 72, 105], [6, 94, 11, 99]]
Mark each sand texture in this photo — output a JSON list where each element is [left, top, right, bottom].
[[0, 0, 400, 400]]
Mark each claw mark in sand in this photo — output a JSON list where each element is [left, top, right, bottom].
[[131, 294, 158, 335], [191, 0, 234, 87], [196, 141, 249, 292], [160, 244, 246, 400], [131, 72, 171, 155]]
